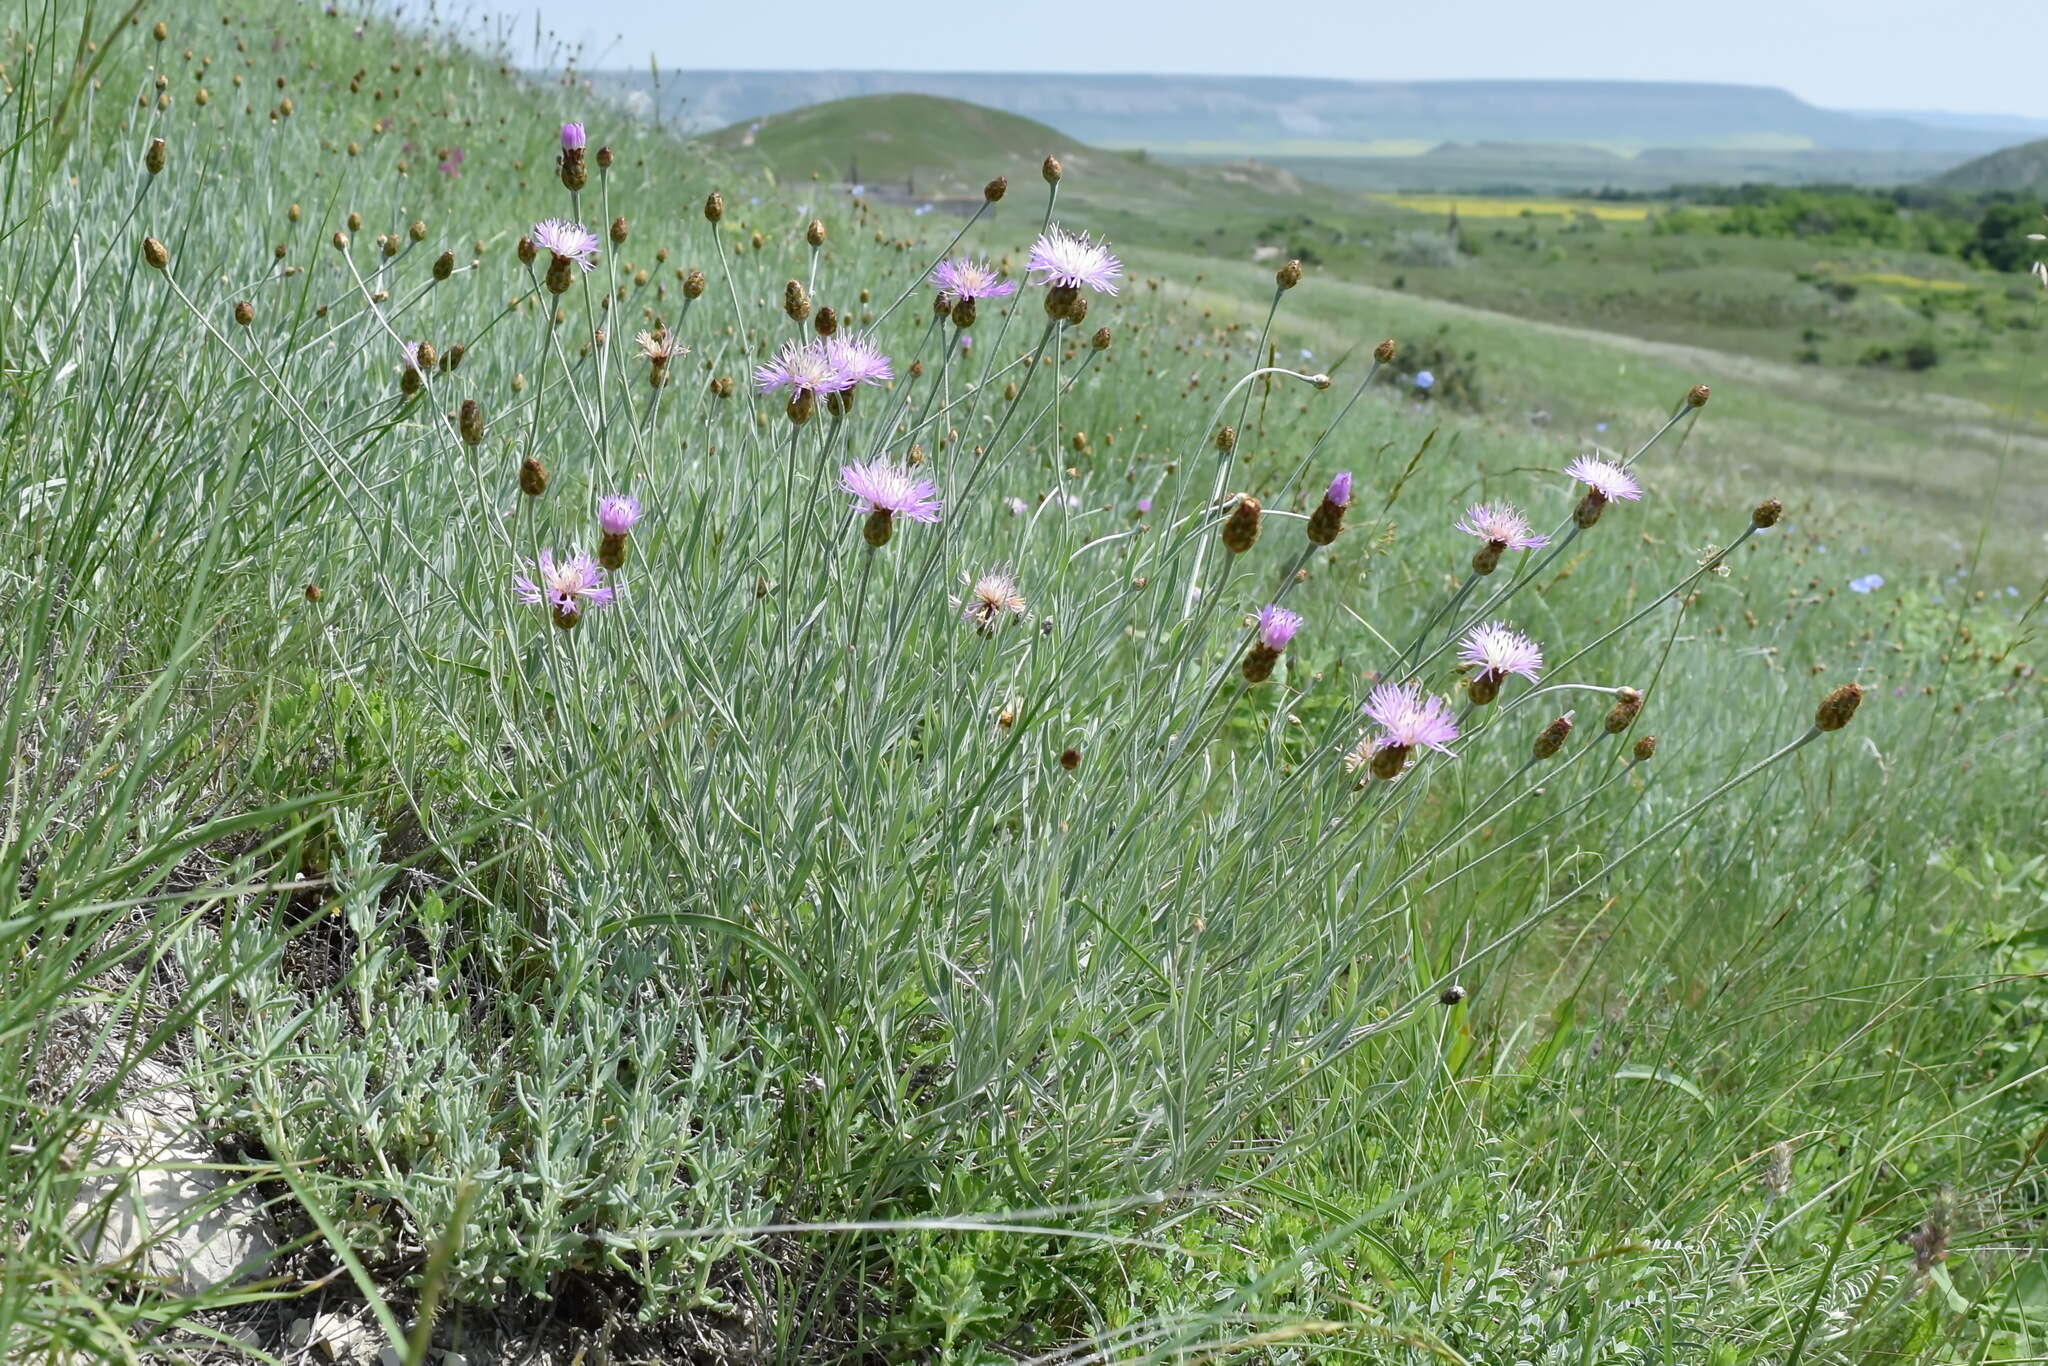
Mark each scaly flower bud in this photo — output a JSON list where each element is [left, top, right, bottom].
[[142, 235, 170, 270], [1041, 154, 1062, 183], [1306, 471, 1352, 546], [1220, 495, 1262, 554], [1603, 687, 1644, 734], [1751, 497, 1783, 529], [1533, 712, 1574, 760], [984, 176, 1008, 202], [519, 456, 548, 498], [458, 398, 484, 445], [1275, 258, 1302, 290], [1815, 682, 1863, 732]]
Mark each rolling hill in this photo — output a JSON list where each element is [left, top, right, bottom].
[[1930, 137, 2048, 192]]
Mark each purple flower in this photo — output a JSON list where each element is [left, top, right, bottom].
[[1455, 502, 1547, 550], [1137, 496, 1153, 513], [1565, 455, 1641, 503], [1027, 225, 1122, 294], [438, 146, 465, 176], [399, 340, 423, 373], [1256, 605, 1303, 651], [840, 459, 942, 523], [1326, 471, 1353, 507], [1362, 681, 1460, 754], [1849, 573, 1884, 594], [513, 549, 614, 617], [531, 218, 599, 271], [1413, 370, 1435, 391], [953, 566, 1027, 631], [824, 333, 893, 388], [561, 122, 586, 151], [1458, 621, 1543, 701], [755, 339, 853, 398], [597, 494, 641, 536], [932, 257, 1018, 302]]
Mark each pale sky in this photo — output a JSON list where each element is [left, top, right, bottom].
[[483, 0, 2048, 119]]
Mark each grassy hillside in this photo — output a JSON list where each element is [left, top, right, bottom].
[[2, 4, 2044, 1364], [1933, 136, 2048, 192]]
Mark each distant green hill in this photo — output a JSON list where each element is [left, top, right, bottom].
[[709, 93, 1310, 209], [1929, 138, 2048, 192]]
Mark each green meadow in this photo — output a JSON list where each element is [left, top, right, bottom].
[[2, 4, 2043, 1364]]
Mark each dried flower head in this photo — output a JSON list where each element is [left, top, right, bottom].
[[635, 329, 686, 362], [952, 566, 1028, 632]]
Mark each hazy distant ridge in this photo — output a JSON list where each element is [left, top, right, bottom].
[[594, 70, 2019, 154]]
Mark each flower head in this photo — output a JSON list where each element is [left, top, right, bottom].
[[1458, 622, 1543, 705], [1363, 681, 1460, 754], [1413, 370, 1435, 391], [399, 340, 424, 373], [755, 338, 853, 398], [1326, 471, 1353, 507], [932, 257, 1018, 302], [1849, 573, 1884, 594], [1027, 225, 1122, 294], [1256, 605, 1303, 651], [531, 218, 600, 271], [597, 494, 641, 536], [1455, 502, 1547, 551], [953, 566, 1027, 630], [513, 549, 614, 623], [561, 122, 586, 151], [1565, 455, 1641, 503], [840, 459, 942, 523], [824, 333, 894, 387]]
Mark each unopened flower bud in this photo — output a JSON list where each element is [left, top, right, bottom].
[[1058, 746, 1081, 771], [1306, 471, 1352, 546], [1041, 154, 1062, 183], [1438, 984, 1467, 1005], [408, 219, 427, 242], [1220, 495, 1262, 554], [145, 137, 166, 175], [703, 191, 724, 223], [1533, 713, 1574, 760], [984, 176, 1008, 202], [331, 230, 349, 251], [458, 398, 484, 445], [426, 248, 453, 280], [304, 583, 323, 603], [608, 216, 627, 245], [1814, 681, 1863, 732], [519, 456, 547, 497], [1215, 425, 1236, 453], [142, 235, 169, 270], [1275, 258, 1302, 290], [1751, 497, 1782, 529], [516, 235, 536, 265], [1374, 338, 1397, 364], [445, 343, 464, 371], [806, 218, 827, 246], [595, 144, 613, 170], [1632, 734, 1658, 762], [1603, 687, 1644, 734], [783, 280, 810, 321], [1687, 384, 1710, 408], [1091, 327, 1112, 351], [152, 20, 167, 41], [682, 268, 706, 299], [813, 305, 838, 337]]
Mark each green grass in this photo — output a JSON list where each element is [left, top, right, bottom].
[[2, 1, 2045, 1362]]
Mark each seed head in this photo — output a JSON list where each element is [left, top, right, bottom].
[[142, 235, 169, 270], [1815, 681, 1863, 732], [1275, 258, 1302, 290], [1532, 712, 1574, 760], [1042, 154, 1062, 183], [1603, 687, 1644, 734], [1220, 495, 1262, 554]]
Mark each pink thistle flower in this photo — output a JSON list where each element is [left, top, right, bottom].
[[399, 340, 424, 373], [824, 333, 894, 387], [952, 565, 1028, 631], [1027, 225, 1122, 294], [437, 146, 465, 176], [1326, 471, 1353, 507], [1355, 681, 1459, 778], [841, 459, 941, 523], [1256, 605, 1303, 651], [531, 218, 599, 272], [1564, 455, 1641, 504], [755, 338, 853, 399], [597, 494, 641, 536], [1457, 620, 1543, 704], [931, 257, 1018, 302], [513, 549, 614, 628], [1455, 501, 1547, 551], [561, 122, 586, 151]]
